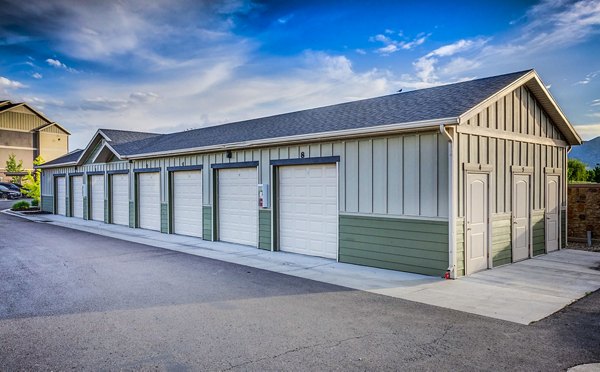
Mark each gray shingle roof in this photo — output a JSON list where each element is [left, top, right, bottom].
[[42, 70, 535, 166], [41, 149, 84, 166], [115, 70, 530, 156], [100, 129, 161, 145]]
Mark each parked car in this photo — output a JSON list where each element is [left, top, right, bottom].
[[0, 182, 24, 197], [0, 185, 20, 199]]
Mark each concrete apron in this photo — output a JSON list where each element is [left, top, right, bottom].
[[5, 209, 600, 325]]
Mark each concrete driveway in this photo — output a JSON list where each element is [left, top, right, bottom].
[[6, 209, 600, 325], [0, 212, 599, 371]]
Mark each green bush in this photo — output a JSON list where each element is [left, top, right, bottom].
[[31, 199, 39, 207], [11, 201, 30, 211]]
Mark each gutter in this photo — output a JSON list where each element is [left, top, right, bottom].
[[440, 124, 457, 279], [123, 117, 460, 160]]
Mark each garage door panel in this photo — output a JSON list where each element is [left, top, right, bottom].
[[279, 164, 338, 259], [111, 174, 129, 226], [173, 171, 202, 238], [56, 177, 66, 216], [139, 172, 161, 231], [71, 176, 83, 218], [218, 167, 257, 247], [90, 175, 105, 222]]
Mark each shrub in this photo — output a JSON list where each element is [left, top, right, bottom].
[[12, 201, 30, 211], [31, 199, 39, 207]]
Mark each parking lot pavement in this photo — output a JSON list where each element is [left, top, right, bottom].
[[8, 209, 600, 325], [1, 212, 599, 371]]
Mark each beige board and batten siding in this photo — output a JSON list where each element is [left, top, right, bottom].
[[455, 85, 568, 275], [41, 131, 450, 276]]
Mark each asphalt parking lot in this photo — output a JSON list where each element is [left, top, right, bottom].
[[1, 212, 599, 371]]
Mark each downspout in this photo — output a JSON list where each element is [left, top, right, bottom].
[[440, 124, 457, 279]]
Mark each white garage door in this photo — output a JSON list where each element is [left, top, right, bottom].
[[71, 176, 84, 218], [279, 164, 338, 259], [218, 167, 257, 246], [90, 175, 105, 222], [173, 171, 203, 237], [138, 172, 161, 231], [56, 176, 66, 216], [111, 174, 129, 226]]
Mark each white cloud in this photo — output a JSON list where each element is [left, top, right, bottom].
[[80, 91, 160, 111], [355, 48, 366, 55], [32, 72, 43, 79], [592, 99, 600, 106], [0, 76, 25, 89], [46, 58, 78, 72], [425, 38, 485, 58], [576, 71, 600, 85], [574, 123, 600, 140], [370, 32, 429, 55]]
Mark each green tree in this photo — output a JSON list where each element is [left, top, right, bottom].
[[568, 158, 589, 182], [5, 153, 24, 183], [588, 164, 600, 183], [22, 155, 44, 203]]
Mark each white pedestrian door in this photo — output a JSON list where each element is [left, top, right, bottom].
[[279, 164, 338, 259], [90, 175, 105, 222], [218, 167, 257, 246], [173, 171, 203, 238], [71, 176, 84, 218], [56, 177, 66, 216], [466, 173, 489, 275], [138, 172, 161, 231], [546, 175, 560, 252], [111, 174, 129, 226], [512, 174, 530, 261]]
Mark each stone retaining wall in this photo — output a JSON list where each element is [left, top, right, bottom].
[[568, 184, 600, 243]]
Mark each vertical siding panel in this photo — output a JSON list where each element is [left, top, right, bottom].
[[309, 144, 320, 158], [437, 135, 449, 217], [334, 142, 345, 212], [261, 149, 269, 185], [489, 138, 497, 213], [479, 136, 488, 164], [481, 108, 488, 128], [497, 139, 505, 213], [540, 145, 546, 209], [528, 92, 535, 136], [505, 140, 513, 212], [403, 135, 419, 215], [498, 96, 506, 131], [489, 103, 496, 130], [458, 133, 469, 217], [322, 143, 333, 157], [469, 134, 478, 163], [372, 138, 387, 214], [506, 91, 513, 132], [279, 147, 289, 160], [345, 141, 359, 213], [534, 144, 540, 210], [521, 88, 529, 134], [358, 139, 373, 213], [514, 87, 521, 133], [299, 144, 310, 158], [520, 142, 527, 166], [419, 134, 437, 216], [387, 137, 403, 215]]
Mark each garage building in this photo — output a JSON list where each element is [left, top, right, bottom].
[[38, 70, 581, 278]]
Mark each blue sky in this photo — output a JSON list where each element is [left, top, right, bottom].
[[1, 0, 599, 150]]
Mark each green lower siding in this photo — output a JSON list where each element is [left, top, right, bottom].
[[65, 195, 71, 217], [104, 199, 109, 223], [161, 203, 169, 233], [259, 209, 271, 250], [532, 213, 545, 256], [129, 201, 135, 228], [83, 196, 89, 220], [456, 219, 465, 277], [492, 215, 512, 267], [41, 195, 53, 213], [202, 206, 212, 240], [339, 214, 449, 277]]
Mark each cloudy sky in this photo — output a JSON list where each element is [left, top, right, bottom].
[[1, 0, 599, 150]]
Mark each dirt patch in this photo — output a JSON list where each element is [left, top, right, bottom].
[[568, 241, 600, 253]]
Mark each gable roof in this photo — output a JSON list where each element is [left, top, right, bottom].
[[39, 69, 582, 167], [0, 100, 71, 134], [40, 149, 84, 167]]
